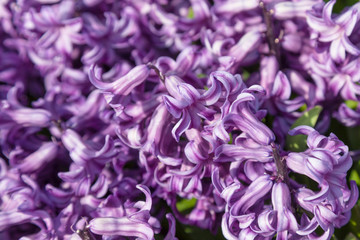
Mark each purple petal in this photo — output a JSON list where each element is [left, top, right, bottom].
[[344, 181, 359, 211], [297, 216, 319, 235], [58, 165, 85, 182], [214, 0, 259, 15], [341, 36, 360, 56], [272, 182, 298, 232], [229, 31, 262, 62], [272, 71, 291, 100], [256, 210, 276, 233], [330, 38, 345, 62], [215, 144, 271, 162], [174, 46, 196, 74], [288, 125, 314, 136], [89, 64, 150, 95], [231, 175, 273, 215], [222, 113, 275, 145], [15, 142, 58, 173], [164, 213, 178, 240], [273, 1, 318, 20], [221, 213, 239, 240], [172, 109, 191, 142], [323, 0, 336, 24], [5, 108, 52, 127], [0, 212, 32, 231], [163, 95, 188, 118], [314, 205, 337, 230], [89, 217, 154, 240]]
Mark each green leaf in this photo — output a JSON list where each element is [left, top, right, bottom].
[[346, 126, 360, 150], [324, 0, 359, 13], [286, 106, 322, 152], [299, 104, 307, 112], [176, 198, 196, 213], [291, 106, 322, 128], [228, 132, 233, 144], [345, 100, 359, 110], [349, 159, 360, 187], [197, 73, 207, 78], [349, 201, 360, 238], [242, 70, 250, 81], [350, 169, 360, 187], [187, 7, 194, 19]]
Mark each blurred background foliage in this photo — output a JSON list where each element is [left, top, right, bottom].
[[325, 0, 359, 12]]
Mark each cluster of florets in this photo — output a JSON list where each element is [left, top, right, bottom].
[[0, 0, 359, 239]]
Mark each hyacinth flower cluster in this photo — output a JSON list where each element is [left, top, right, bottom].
[[1, 0, 360, 239]]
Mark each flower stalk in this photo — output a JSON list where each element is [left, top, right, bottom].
[[271, 142, 288, 183], [260, 2, 281, 64]]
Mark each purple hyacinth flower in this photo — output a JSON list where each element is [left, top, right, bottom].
[[213, 0, 259, 15], [295, 186, 357, 239], [307, 0, 360, 62], [0, 107, 52, 128], [329, 58, 360, 101], [89, 217, 155, 239], [286, 126, 358, 236], [271, 182, 298, 236], [262, 69, 304, 144], [228, 31, 262, 65], [13, 141, 58, 173], [183, 128, 210, 165], [286, 126, 353, 193], [273, 0, 322, 20], [220, 175, 274, 239], [24, 1, 83, 56], [89, 63, 151, 116], [334, 103, 360, 127], [215, 135, 272, 165], [163, 75, 216, 141], [44, 184, 73, 208], [201, 71, 245, 114], [89, 64, 150, 97], [61, 129, 116, 165], [88, 185, 157, 240], [164, 213, 178, 240], [214, 88, 275, 145], [2, 0, 360, 239], [82, 11, 139, 65], [267, 71, 304, 113]]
